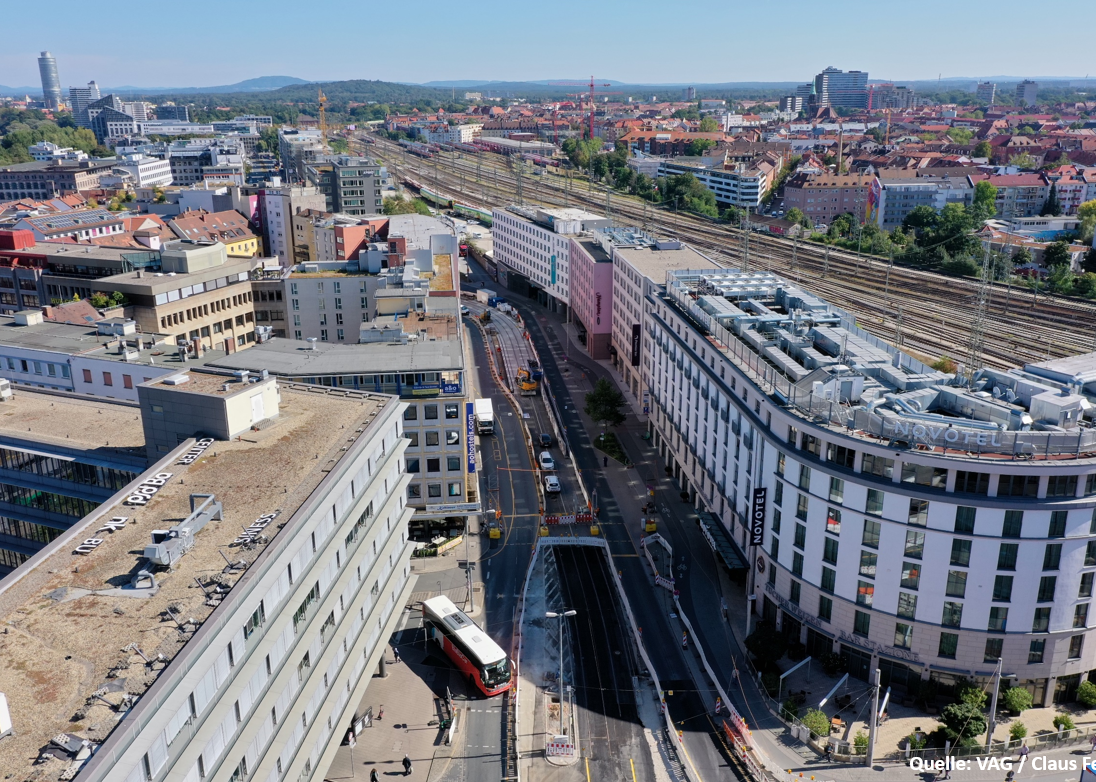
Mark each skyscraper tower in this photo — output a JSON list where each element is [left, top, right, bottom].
[[37, 51, 62, 110]]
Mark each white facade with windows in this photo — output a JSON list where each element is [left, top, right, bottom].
[[656, 159, 767, 208], [113, 154, 174, 188], [645, 268, 1096, 704]]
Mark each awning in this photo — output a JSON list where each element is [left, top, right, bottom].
[[698, 511, 747, 570]]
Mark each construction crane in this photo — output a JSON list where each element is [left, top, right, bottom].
[[884, 108, 892, 146], [551, 77, 621, 140], [318, 87, 329, 148]]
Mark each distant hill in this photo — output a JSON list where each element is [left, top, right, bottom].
[[110, 76, 312, 96], [141, 79, 452, 107]]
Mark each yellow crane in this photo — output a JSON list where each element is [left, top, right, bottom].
[[318, 87, 328, 148]]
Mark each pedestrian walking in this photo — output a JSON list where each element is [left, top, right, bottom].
[[393, 646, 401, 663], [377, 704, 384, 721], [603, 456, 608, 468], [823, 743, 832, 762], [370, 769, 380, 782], [1090, 731, 1096, 752], [1018, 742, 1029, 762], [403, 754, 413, 776]]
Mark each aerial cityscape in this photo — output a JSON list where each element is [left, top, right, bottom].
[[3, 20, 1096, 782]]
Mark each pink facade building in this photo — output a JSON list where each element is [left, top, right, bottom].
[[568, 237, 614, 359]]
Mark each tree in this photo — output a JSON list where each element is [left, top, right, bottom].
[[971, 180, 998, 222], [948, 127, 973, 145], [939, 701, 987, 746], [744, 620, 787, 663], [1009, 152, 1037, 169], [89, 293, 110, 309], [903, 205, 939, 236], [801, 709, 830, 739], [698, 116, 721, 133], [1077, 680, 1096, 708], [786, 207, 810, 229], [1013, 246, 1034, 267], [1075, 272, 1096, 298], [941, 256, 980, 277], [1043, 239, 1072, 268], [973, 140, 992, 158], [1001, 686, 1033, 715], [1079, 200, 1096, 243], [584, 378, 626, 432], [1041, 183, 1063, 216], [1084, 248, 1096, 275], [382, 196, 431, 216], [686, 138, 716, 156]]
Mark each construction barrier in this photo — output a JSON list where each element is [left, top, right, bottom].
[[545, 736, 575, 757]]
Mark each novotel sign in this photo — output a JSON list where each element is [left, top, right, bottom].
[[882, 419, 1004, 447], [124, 472, 174, 506], [749, 487, 768, 546], [178, 438, 215, 465]]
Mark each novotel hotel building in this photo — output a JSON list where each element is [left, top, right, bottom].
[[646, 267, 1096, 706]]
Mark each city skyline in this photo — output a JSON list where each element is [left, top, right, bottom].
[[1, 0, 1093, 90]]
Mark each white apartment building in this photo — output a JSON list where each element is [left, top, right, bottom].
[[113, 153, 174, 188], [491, 206, 610, 312], [0, 375, 415, 782], [420, 123, 483, 145], [27, 141, 88, 162], [646, 267, 1096, 705], [657, 159, 768, 208], [257, 182, 328, 263]]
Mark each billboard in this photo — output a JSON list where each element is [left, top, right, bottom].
[[631, 323, 641, 367]]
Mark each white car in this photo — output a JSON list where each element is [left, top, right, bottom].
[[538, 451, 555, 470], [543, 475, 561, 493], [460, 305, 470, 315]]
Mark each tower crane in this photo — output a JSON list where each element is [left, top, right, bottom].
[[318, 87, 329, 148], [551, 77, 621, 140]]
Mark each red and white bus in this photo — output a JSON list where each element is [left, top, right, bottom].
[[422, 595, 512, 697]]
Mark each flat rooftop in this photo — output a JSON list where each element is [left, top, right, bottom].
[[611, 241, 720, 280], [207, 336, 464, 376], [0, 384, 392, 781], [0, 389, 146, 455]]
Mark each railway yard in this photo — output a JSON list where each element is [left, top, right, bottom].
[[360, 133, 1096, 372]]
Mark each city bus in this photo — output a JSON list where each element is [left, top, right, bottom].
[[422, 595, 512, 697]]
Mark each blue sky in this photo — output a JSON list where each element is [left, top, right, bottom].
[[2, 0, 1092, 89]]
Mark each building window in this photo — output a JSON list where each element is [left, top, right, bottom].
[[406, 457, 420, 473], [82, 368, 92, 383], [997, 543, 1018, 570], [818, 595, 832, 622], [954, 506, 976, 534], [856, 581, 874, 606], [1069, 635, 1084, 660], [445, 403, 459, 419], [821, 566, 835, 593], [792, 552, 803, 577], [827, 444, 855, 469], [861, 453, 894, 478], [426, 457, 440, 473], [1028, 639, 1045, 664], [1032, 606, 1051, 632], [907, 499, 928, 526], [404, 406, 417, 421], [998, 474, 1038, 498], [407, 484, 421, 499], [776, 451, 785, 476], [942, 601, 963, 627], [1002, 510, 1023, 538], [1043, 543, 1062, 571], [447, 456, 461, 471], [424, 404, 439, 420], [859, 551, 877, 578], [1074, 603, 1089, 628], [984, 638, 1004, 663], [988, 606, 1009, 631], [904, 531, 925, 559], [1086, 541, 1096, 567], [796, 494, 809, 521], [945, 570, 967, 598], [939, 632, 959, 659], [902, 463, 947, 489], [1046, 476, 1077, 498], [1037, 576, 1057, 602], [897, 592, 917, 620], [770, 537, 780, 560], [853, 611, 870, 637], [798, 465, 811, 490], [893, 623, 913, 649], [1081, 573, 1094, 599], [862, 519, 880, 548], [822, 537, 839, 565], [828, 477, 844, 504], [955, 471, 989, 495], [448, 482, 462, 497], [825, 507, 841, 534], [900, 562, 921, 590], [789, 580, 801, 606], [428, 484, 442, 498], [426, 431, 439, 446], [865, 488, 884, 516], [1048, 511, 1067, 538], [950, 539, 971, 567], [103, 371, 112, 386]]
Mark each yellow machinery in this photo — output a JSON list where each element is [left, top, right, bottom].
[[589, 522, 600, 536], [645, 516, 657, 534], [516, 367, 538, 396], [539, 525, 550, 537]]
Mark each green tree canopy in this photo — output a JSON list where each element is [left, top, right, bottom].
[[382, 196, 431, 215], [584, 377, 626, 431], [698, 116, 721, 133], [1040, 183, 1063, 216], [1009, 152, 1037, 169], [785, 207, 810, 229], [686, 138, 716, 156], [948, 127, 973, 145], [1043, 240, 1072, 268], [973, 140, 992, 158]]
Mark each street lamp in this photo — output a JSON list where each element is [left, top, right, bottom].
[[546, 610, 577, 735]]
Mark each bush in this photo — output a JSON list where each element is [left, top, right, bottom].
[[1009, 722, 1027, 741], [853, 731, 869, 754], [941, 257, 981, 278], [931, 356, 958, 374], [915, 679, 939, 709], [821, 652, 846, 677], [781, 698, 799, 721], [760, 672, 780, 697], [907, 732, 927, 750], [1077, 680, 1096, 708], [787, 641, 807, 662], [1053, 715, 1075, 732], [801, 708, 830, 739], [940, 701, 987, 743], [1002, 686, 1033, 715]]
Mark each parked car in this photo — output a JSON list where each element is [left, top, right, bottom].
[[543, 475, 561, 493], [538, 451, 555, 470], [539, 433, 553, 448]]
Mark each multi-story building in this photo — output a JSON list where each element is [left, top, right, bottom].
[[234, 114, 273, 128], [162, 139, 246, 186], [112, 153, 174, 188], [683, 86, 696, 101], [155, 102, 190, 121], [137, 120, 217, 137], [27, 140, 88, 162], [168, 209, 260, 257], [291, 210, 388, 264], [68, 81, 101, 119], [603, 230, 718, 407], [417, 123, 483, 145], [619, 130, 726, 157], [976, 82, 997, 105], [37, 51, 62, 110], [0, 371, 414, 782], [869, 84, 916, 110], [11, 207, 130, 243], [872, 176, 975, 230], [646, 267, 1096, 703], [784, 172, 876, 226], [1016, 80, 1039, 107], [491, 206, 610, 314], [91, 106, 137, 143], [814, 67, 869, 109], [249, 180, 328, 263], [657, 158, 773, 208], [986, 173, 1051, 220], [0, 158, 116, 200], [306, 156, 384, 216], [123, 101, 154, 122], [567, 237, 614, 359], [279, 128, 326, 183]]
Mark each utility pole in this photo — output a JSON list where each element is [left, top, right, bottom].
[[791, 236, 798, 272], [606, 188, 611, 225], [965, 247, 993, 383], [985, 657, 1003, 751], [823, 245, 830, 278], [867, 668, 881, 765], [741, 207, 751, 273]]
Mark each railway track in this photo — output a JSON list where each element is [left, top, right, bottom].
[[363, 135, 1096, 369]]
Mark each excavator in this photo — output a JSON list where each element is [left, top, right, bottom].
[[516, 367, 539, 396]]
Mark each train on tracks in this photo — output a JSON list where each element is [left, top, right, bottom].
[[401, 177, 492, 225], [398, 139, 435, 158]]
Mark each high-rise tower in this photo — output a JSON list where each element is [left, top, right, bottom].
[[37, 51, 62, 110]]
